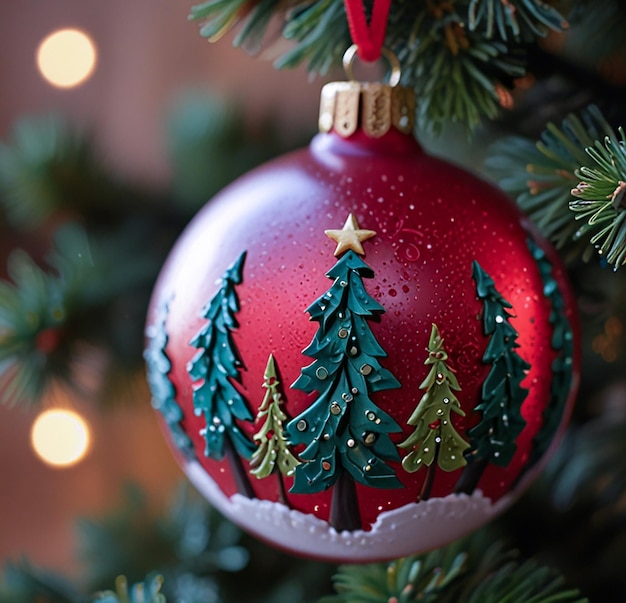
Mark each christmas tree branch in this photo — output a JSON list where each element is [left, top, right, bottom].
[[189, 0, 570, 132], [321, 530, 587, 602], [486, 105, 626, 269]]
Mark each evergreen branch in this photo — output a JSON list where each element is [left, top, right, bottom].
[[77, 483, 248, 595], [485, 105, 615, 261], [274, 0, 349, 73], [387, 2, 526, 132], [320, 530, 586, 602], [468, 0, 568, 42], [0, 223, 161, 407], [92, 575, 166, 603], [189, 0, 250, 41], [189, 0, 576, 132], [544, 412, 626, 513], [0, 248, 68, 406], [0, 115, 120, 229], [570, 126, 626, 270], [565, 0, 626, 69], [0, 561, 80, 603]]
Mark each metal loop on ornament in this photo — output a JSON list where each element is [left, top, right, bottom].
[[342, 44, 401, 87]]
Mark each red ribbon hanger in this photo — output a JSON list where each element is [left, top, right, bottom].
[[343, 0, 392, 62]]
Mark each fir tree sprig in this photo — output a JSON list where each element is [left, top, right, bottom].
[[320, 530, 587, 602], [77, 484, 248, 597], [0, 224, 160, 407], [189, 0, 570, 132], [468, 0, 567, 42], [485, 105, 615, 260], [0, 561, 80, 603], [92, 575, 166, 603], [0, 115, 122, 229], [570, 125, 626, 270], [0, 248, 69, 406], [544, 411, 626, 513], [389, 2, 527, 132]]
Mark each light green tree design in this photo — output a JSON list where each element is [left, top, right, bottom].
[[399, 323, 470, 500], [249, 354, 300, 504]]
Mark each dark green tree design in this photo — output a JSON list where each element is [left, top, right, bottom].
[[525, 239, 575, 470], [399, 323, 470, 501], [286, 217, 403, 532], [188, 251, 255, 498], [249, 354, 301, 505], [144, 300, 194, 458], [456, 261, 529, 495]]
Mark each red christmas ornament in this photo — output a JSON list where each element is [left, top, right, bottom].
[[145, 74, 579, 562]]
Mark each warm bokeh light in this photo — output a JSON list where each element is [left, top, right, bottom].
[[31, 409, 91, 467], [36, 28, 97, 88]]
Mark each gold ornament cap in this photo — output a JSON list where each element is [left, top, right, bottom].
[[318, 45, 415, 138]]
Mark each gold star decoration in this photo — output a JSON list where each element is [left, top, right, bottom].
[[325, 213, 376, 257]]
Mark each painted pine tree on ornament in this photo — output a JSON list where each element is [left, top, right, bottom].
[[399, 323, 470, 501], [144, 300, 194, 457], [286, 214, 403, 532], [456, 261, 529, 495], [249, 354, 300, 504], [187, 251, 256, 497]]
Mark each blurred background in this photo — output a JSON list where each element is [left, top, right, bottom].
[[0, 0, 320, 580]]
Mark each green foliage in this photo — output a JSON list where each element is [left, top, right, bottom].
[[0, 224, 105, 406], [565, 0, 626, 67], [486, 105, 614, 260], [0, 561, 79, 603], [166, 92, 287, 211], [77, 483, 248, 600], [92, 575, 166, 603], [189, 0, 569, 132], [488, 105, 626, 270], [390, 2, 526, 132], [570, 124, 626, 270], [321, 530, 586, 602], [275, 0, 349, 74], [468, 0, 567, 41], [0, 223, 161, 407], [545, 412, 626, 513], [0, 115, 130, 229], [76, 482, 335, 603]]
